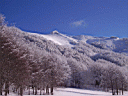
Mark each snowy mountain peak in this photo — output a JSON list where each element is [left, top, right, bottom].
[[41, 31, 78, 47], [51, 30, 59, 34]]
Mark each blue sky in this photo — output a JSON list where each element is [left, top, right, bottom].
[[0, 0, 128, 37]]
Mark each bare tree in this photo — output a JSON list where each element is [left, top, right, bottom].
[[101, 64, 127, 95], [0, 23, 31, 96]]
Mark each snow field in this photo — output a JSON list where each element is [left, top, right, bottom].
[[7, 88, 128, 96]]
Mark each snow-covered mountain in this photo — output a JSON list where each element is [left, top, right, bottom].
[[24, 30, 128, 67], [1, 26, 128, 93], [32, 30, 128, 55], [21, 27, 128, 66], [41, 30, 78, 47], [2, 26, 128, 69]]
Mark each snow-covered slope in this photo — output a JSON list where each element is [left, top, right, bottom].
[[40, 30, 78, 47], [26, 30, 128, 66], [31, 30, 128, 55], [4, 27, 128, 67], [75, 35, 128, 54], [72, 35, 128, 55], [27, 30, 128, 67]]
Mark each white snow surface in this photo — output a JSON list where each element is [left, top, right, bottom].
[[7, 88, 128, 96], [42, 31, 78, 47], [30, 30, 78, 47]]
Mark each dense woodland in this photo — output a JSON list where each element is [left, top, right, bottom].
[[0, 14, 128, 96]]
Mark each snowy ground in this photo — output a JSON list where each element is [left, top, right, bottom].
[[7, 88, 128, 96]]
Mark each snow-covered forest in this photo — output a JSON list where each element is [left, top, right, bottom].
[[0, 14, 128, 96]]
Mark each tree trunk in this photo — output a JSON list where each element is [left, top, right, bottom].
[[5, 81, 9, 96], [28, 87, 30, 95], [18, 88, 20, 95], [32, 87, 34, 95], [46, 85, 49, 95], [116, 88, 118, 95], [112, 86, 113, 94], [35, 87, 37, 95], [15, 88, 17, 92], [0, 84, 2, 95], [122, 83, 123, 95], [5, 91, 7, 96], [0, 78, 3, 95], [20, 86, 23, 96], [0, 88, 2, 95], [116, 80, 118, 95], [51, 86, 53, 95]]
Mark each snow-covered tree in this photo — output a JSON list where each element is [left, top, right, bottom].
[[0, 14, 5, 26], [39, 54, 70, 95], [0, 25, 31, 96]]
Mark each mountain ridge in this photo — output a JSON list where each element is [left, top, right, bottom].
[[23, 29, 128, 66], [31, 30, 128, 55], [3, 27, 128, 67]]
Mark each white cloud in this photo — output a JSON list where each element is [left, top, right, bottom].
[[71, 20, 86, 27]]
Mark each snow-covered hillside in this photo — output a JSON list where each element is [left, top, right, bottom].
[[78, 36, 128, 54], [38, 30, 78, 47], [1, 25, 128, 96], [28, 30, 128, 66], [31, 30, 128, 55]]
